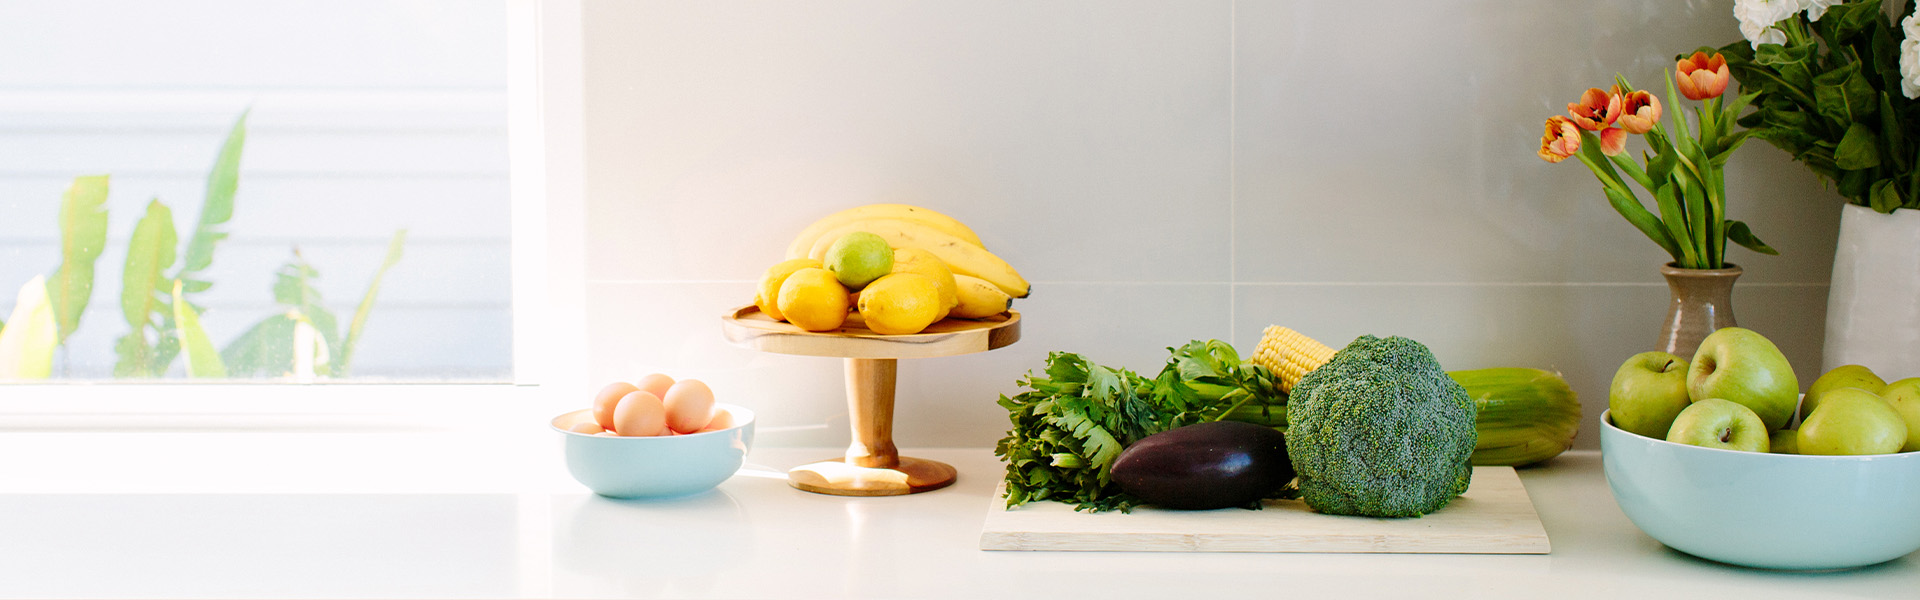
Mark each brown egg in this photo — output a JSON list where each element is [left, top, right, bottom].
[[663, 379, 716, 434], [635, 373, 675, 401], [696, 408, 736, 433], [592, 382, 639, 431], [613, 391, 668, 437], [566, 421, 605, 435]]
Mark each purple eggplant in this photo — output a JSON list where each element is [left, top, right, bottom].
[[1112, 421, 1292, 510]]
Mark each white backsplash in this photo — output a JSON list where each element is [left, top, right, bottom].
[[580, 0, 1839, 451]]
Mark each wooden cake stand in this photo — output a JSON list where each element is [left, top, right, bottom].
[[720, 305, 1021, 496]]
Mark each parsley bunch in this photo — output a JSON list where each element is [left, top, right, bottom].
[[994, 340, 1286, 512]]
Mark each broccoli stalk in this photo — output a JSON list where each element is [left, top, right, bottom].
[[1286, 335, 1478, 518]]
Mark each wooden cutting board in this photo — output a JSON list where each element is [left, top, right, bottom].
[[979, 466, 1550, 554]]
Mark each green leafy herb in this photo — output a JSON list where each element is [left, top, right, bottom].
[[994, 340, 1287, 512]]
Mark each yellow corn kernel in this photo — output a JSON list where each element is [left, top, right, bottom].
[[1252, 325, 1337, 393]]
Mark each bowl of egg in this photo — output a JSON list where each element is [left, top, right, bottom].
[[552, 374, 756, 499]]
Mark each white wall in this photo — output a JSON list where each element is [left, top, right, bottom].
[[0, 1, 513, 379], [580, 1, 1840, 450]]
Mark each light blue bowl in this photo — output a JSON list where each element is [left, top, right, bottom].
[[1601, 410, 1920, 570], [551, 404, 755, 499]]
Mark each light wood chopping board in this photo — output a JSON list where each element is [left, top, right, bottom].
[[979, 466, 1550, 554]]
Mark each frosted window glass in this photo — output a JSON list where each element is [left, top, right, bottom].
[[0, 1, 511, 381]]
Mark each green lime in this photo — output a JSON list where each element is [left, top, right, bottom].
[[824, 232, 895, 290]]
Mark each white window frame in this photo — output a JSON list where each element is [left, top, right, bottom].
[[0, 0, 589, 427]]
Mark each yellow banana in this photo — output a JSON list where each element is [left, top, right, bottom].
[[951, 274, 1012, 318], [805, 218, 1030, 298], [785, 204, 984, 259]]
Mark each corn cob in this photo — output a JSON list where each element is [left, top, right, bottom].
[[1251, 325, 1339, 393]]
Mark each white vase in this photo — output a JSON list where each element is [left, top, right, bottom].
[[1822, 203, 1920, 375]]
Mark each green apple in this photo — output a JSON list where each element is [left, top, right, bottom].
[[1769, 429, 1799, 454], [1666, 398, 1770, 452], [1688, 327, 1799, 431], [1797, 387, 1908, 456], [1609, 351, 1693, 439], [1801, 364, 1886, 423], [1879, 377, 1920, 452]]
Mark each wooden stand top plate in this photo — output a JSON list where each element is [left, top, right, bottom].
[[720, 305, 1020, 359]]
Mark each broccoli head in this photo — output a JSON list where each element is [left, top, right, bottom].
[[1286, 334, 1477, 518]]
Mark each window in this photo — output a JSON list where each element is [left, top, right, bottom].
[[0, 1, 516, 382]]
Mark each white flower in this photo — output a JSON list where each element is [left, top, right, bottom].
[[1901, 14, 1920, 98], [1735, 0, 1801, 48], [1805, 0, 1841, 22]]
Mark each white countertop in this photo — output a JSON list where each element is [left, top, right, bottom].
[[1, 426, 1915, 599]]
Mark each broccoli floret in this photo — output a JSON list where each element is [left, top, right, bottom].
[[1286, 335, 1477, 518]]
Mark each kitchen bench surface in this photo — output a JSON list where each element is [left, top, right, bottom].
[[2, 441, 1915, 599]]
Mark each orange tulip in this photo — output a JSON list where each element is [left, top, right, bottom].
[[1599, 127, 1627, 157], [1567, 88, 1622, 131], [1676, 52, 1730, 101], [1615, 87, 1662, 134], [1539, 116, 1581, 163]]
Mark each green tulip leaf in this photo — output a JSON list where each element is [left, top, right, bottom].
[[1603, 186, 1684, 264], [1725, 220, 1780, 256]]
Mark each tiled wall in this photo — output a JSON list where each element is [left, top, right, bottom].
[[580, 1, 1840, 451]]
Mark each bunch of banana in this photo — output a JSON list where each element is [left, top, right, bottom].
[[784, 204, 1030, 299], [753, 204, 1023, 334]]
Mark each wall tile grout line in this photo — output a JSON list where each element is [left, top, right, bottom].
[[1228, 0, 1238, 349]]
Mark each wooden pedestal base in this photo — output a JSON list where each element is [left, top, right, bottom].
[[718, 306, 1019, 498], [787, 457, 957, 496]]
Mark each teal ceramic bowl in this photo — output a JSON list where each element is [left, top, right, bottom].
[[1601, 410, 1920, 570], [551, 404, 755, 499]]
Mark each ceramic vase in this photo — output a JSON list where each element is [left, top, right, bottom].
[[1822, 203, 1920, 375], [1659, 263, 1741, 360]]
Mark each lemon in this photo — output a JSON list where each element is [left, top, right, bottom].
[[756, 258, 823, 321], [777, 267, 851, 332], [889, 248, 958, 321], [857, 273, 943, 335], [824, 232, 894, 290]]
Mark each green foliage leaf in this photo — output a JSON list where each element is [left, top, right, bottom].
[[1814, 62, 1878, 127], [121, 200, 177, 329], [337, 230, 406, 376], [0, 276, 59, 379], [1755, 43, 1816, 93], [1871, 178, 1903, 213], [170, 280, 226, 378], [1725, 220, 1781, 256], [178, 111, 246, 279], [1835, 122, 1883, 170], [1881, 92, 1907, 172], [112, 334, 149, 378], [220, 314, 297, 378], [1815, 1, 1881, 43], [48, 175, 110, 345]]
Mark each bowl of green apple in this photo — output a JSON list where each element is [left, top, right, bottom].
[[1602, 327, 1920, 571]]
